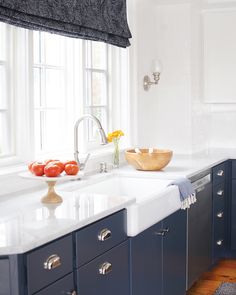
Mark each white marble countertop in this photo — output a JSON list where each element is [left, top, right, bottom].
[[0, 148, 235, 256], [0, 185, 135, 255]]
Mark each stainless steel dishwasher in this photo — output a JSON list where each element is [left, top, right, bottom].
[[187, 170, 212, 290]]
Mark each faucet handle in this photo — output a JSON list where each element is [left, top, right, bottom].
[[100, 162, 108, 173]]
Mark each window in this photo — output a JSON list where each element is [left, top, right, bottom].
[[0, 23, 12, 158], [0, 24, 129, 166]]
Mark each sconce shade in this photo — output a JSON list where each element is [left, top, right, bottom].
[[152, 59, 163, 73]]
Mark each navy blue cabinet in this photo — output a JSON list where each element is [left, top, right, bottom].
[[231, 161, 236, 250], [163, 210, 187, 295], [130, 221, 162, 295], [75, 211, 129, 295], [130, 209, 187, 295], [0, 259, 11, 295], [0, 210, 127, 295]]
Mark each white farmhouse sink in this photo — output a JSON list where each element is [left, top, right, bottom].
[[60, 174, 181, 236]]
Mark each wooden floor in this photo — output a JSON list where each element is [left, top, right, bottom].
[[187, 259, 236, 295]]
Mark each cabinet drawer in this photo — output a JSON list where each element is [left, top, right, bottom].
[[213, 163, 226, 185], [77, 240, 129, 295], [34, 273, 75, 295], [26, 235, 73, 294], [75, 210, 127, 267]]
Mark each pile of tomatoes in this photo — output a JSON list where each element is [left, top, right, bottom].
[[28, 160, 79, 177]]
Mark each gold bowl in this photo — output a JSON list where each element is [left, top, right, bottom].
[[125, 149, 173, 171]]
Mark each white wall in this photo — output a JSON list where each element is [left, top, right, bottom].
[[131, 0, 236, 153]]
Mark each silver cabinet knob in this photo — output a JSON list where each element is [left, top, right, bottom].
[[217, 212, 224, 218], [44, 254, 61, 270], [99, 262, 112, 275], [217, 190, 224, 196], [216, 239, 223, 246], [217, 170, 224, 177], [98, 228, 112, 241], [67, 292, 77, 295]]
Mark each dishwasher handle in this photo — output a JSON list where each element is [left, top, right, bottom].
[[192, 174, 211, 192]]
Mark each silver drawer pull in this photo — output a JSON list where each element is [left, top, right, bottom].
[[66, 292, 77, 295], [155, 231, 165, 236], [216, 239, 223, 246], [155, 228, 169, 237], [44, 254, 61, 270], [217, 190, 224, 196], [98, 228, 112, 242], [217, 212, 224, 218], [99, 262, 112, 275], [217, 170, 224, 177]]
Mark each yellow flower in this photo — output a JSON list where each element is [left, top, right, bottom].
[[107, 129, 124, 142], [107, 133, 113, 143]]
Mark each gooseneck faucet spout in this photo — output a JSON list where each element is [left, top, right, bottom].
[[74, 114, 108, 170]]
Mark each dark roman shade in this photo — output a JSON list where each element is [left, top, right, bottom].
[[0, 0, 132, 48]]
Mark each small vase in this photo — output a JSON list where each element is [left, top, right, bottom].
[[113, 139, 120, 168]]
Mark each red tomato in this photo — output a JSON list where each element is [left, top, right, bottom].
[[44, 164, 61, 177], [32, 162, 46, 176], [45, 159, 59, 165], [64, 160, 78, 166], [65, 164, 79, 175], [28, 161, 36, 173], [49, 161, 65, 173]]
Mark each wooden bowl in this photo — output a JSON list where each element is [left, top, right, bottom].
[[125, 149, 173, 171]]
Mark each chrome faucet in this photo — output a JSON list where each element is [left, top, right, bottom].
[[74, 114, 108, 170]]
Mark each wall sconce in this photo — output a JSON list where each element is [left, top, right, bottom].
[[143, 59, 163, 91]]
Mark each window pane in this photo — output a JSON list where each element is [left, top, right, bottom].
[[44, 33, 65, 66], [92, 42, 107, 69], [35, 110, 68, 153], [0, 112, 10, 156], [86, 107, 107, 142], [45, 69, 65, 108], [33, 31, 65, 66], [0, 66, 7, 109], [86, 41, 107, 70], [43, 110, 67, 152], [0, 23, 6, 61], [86, 72, 107, 106]]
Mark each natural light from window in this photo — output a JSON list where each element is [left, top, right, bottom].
[[0, 23, 129, 166], [0, 23, 12, 158]]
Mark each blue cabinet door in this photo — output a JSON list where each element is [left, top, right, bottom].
[[0, 259, 11, 295], [163, 210, 187, 295], [130, 222, 163, 295]]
